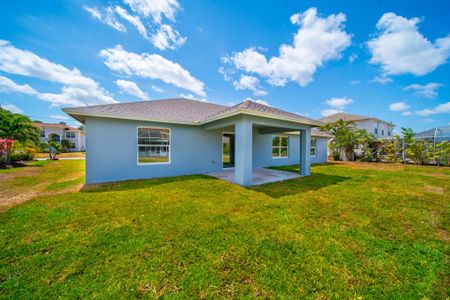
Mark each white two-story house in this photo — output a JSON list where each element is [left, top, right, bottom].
[[319, 113, 395, 139], [33, 122, 86, 151]]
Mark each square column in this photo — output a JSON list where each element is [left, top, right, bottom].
[[235, 117, 253, 186], [300, 127, 311, 176]]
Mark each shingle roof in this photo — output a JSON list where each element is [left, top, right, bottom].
[[311, 128, 332, 138], [32, 122, 78, 131], [63, 98, 323, 126], [202, 100, 322, 126], [319, 112, 393, 126]]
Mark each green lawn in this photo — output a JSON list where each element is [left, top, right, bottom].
[[0, 161, 449, 299]]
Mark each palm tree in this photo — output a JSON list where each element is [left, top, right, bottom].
[[321, 119, 359, 161], [0, 108, 39, 164]]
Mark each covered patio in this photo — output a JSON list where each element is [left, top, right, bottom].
[[207, 168, 302, 185], [203, 105, 320, 186]]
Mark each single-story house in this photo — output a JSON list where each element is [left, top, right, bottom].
[[63, 98, 328, 186], [33, 122, 86, 151]]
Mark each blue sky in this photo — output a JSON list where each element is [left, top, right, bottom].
[[0, 0, 449, 132]]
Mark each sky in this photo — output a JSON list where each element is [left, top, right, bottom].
[[0, 0, 449, 133]]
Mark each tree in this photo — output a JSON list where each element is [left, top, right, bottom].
[[0, 108, 39, 164], [321, 120, 374, 161], [406, 140, 428, 165], [383, 135, 402, 163], [59, 121, 67, 125], [78, 125, 85, 133], [60, 139, 74, 152], [401, 127, 414, 144]]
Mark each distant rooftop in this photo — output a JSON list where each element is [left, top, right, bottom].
[[63, 98, 323, 127], [319, 112, 394, 126], [32, 122, 78, 131]]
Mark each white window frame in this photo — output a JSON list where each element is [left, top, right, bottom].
[[137, 126, 171, 165], [310, 138, 317, 157], [65, 131, 76, 139], [272, 135, 289, 159]]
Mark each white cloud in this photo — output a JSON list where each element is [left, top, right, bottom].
[[83, 6, 126, 32], [401, 111, 412, 116], [348, 53, 358, 63], [179, 93, 208, 102], [404, 82, 443, 99], [254, 99, 270, 106], [243, 97, 271, 107], [85, 1, 184, 51], [0, 75, 38, 95], [349, 80, 360, 85], [115, 6, 149, 40], [1, 103, 23, 114], [115, 79, 149, 100], [100, 45, 206, 97], [321, 96, 353, 116], [325, 97, 353, 109], [38, 86, 115, 107], [0, 40, 116, 107], [422, 118, 434, 123], [50, 115, 69, 120], [416, 102, 450, 116], [233, 75, 267, 96], [321, 108, 342, 117], [124, 0, 180, 23], [152, 85, 163, 93], [389, 102, 410, 111], [370, 75, 392, 84], [367, 12, 450, 76], [151, 24, 187, 50], [227, 8, 351, 87]]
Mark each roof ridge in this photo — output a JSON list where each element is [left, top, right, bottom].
[[62, 97, 228, 111]]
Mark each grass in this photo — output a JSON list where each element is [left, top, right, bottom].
[[0, 161, 449, 299], [35, 152, 85, 159], [138, 156, 169, 163]]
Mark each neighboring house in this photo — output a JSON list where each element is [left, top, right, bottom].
[[63, 98, 329, 186], [319, 112, 395, 138], [33, 122, 86, 151], [414, 125, 450, 142]]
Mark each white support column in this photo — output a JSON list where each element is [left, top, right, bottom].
[[235, 116, 253, 186], [300, 127, 311, 176]]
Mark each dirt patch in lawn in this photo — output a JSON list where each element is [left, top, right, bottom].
[[0, 161, 84, 211]]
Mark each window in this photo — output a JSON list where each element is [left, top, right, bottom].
[[40, 130, 45, 137], [65, 131, 75, 139], [374, 128, 378, 135], [310, 138, 317, 157], [138, 127, 170, 164], [388, 130, 391, 136], [272, 135, 288, 158], [382, 130, 384, 136]]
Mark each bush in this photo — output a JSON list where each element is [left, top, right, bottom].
[[10, 151, 34, 162]]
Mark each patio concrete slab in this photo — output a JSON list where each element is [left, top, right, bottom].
[[207, 168, 302, 186]]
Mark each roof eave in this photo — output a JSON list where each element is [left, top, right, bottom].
[[62, 109, 198, 126], [200, 109, 324, 127], [62, 108, 325, 127]]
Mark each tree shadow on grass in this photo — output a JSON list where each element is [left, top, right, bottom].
[[249, 173, 350, 198], [80, 174, 213, 193]]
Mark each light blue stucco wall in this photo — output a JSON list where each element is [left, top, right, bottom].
[[253, 133, 328, 167], [85, 116, 328, 184]]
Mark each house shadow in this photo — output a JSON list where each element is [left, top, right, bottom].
[[80, 174, 212, 193], [249, 173, 350, 198]]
